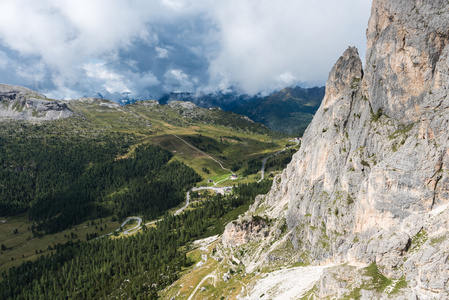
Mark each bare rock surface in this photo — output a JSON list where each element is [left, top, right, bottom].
[[243, 265, 328, 300], [224, 0, 449, 298], [0, 84, 73, 121], [168, 100, 197, 110], [134, 100, 159, 107], [222, 216, 268, 247]]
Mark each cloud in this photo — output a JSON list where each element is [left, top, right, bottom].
[[161, 0, 184, 10], [277, 72, 298, 87], [0, 0, 162, 97], [0, 0, 372, 100], [164, 69, 196, 93], [84, 62, 132, 94], [207, 0, 372, 93], [155, 47, 169, 59], [0, 51, 8, 69]]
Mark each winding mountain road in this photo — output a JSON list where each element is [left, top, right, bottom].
[[97, 185, 234, 239], [258, 140, 300, 183], [100, 139, 299, 237], [120, 217, 142, 235]]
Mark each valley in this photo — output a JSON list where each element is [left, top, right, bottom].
[[0, 86, 302, 298]]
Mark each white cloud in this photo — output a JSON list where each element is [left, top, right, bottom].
[[84, 62, 131, 94], [155, 47, 169, 59], [0, 0, 372, 99], [207, 0, 372, 93], [161, 0, 184, 10], [169, 69, 188, 81], [164, 69, 194, 92], [277, 72, 298, 87], [0, 0, 162, 92], [80, 62, 160, 100]]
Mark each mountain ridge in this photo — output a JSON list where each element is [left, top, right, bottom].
[[0, 84, 73, 121], [158, 86, 325, 135], [233, 86, 324, 135], [0, 83, 323, 136]]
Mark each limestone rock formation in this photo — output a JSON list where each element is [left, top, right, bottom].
[[0, 84, 73, 121], [168, 100, 198, 110], [225, 0, 449, 298], [221, 216, 268, 247], [77, 97, 121, 108], [134, 100, 159, 108]]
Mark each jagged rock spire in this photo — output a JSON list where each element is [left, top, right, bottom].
[[323, 46, 363, 109]]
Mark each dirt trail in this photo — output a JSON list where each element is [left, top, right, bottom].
[[187, 273, 217, 300], [172, 134, 235, 176]]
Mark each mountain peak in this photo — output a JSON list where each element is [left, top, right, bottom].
[[323, 46, 363, 109]]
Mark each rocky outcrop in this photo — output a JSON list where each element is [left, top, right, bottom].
[[221, 216, 268, 247], [229, 0, 449, 298], [77, 97, 121, 108], [134, 100, 159, 107], [322, 46, 363, 109], [168, 100, 197, 110], [0, 84, 73, 121]]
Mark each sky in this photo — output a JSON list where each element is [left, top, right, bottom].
[[0, 0, 372, 101]]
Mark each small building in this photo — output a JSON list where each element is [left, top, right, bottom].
[[231, 174, 238, 180]]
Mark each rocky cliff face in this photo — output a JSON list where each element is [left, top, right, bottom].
[[222, 216, 268, 247], [0, 84, 73, 121], [224, 0, 449, 298]]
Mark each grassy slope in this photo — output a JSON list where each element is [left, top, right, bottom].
[[161, 239, 261, 300], [69, 99, 288, 187]]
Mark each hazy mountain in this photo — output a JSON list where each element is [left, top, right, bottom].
[[232, 86, 325, 136], [158, 86, 325, 136], [158, 90, 258, 111]]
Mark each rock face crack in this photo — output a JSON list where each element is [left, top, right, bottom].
[[430, 152, 444, 210]]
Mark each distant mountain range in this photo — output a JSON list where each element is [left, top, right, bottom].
[[232, 86, 324, 136], [1, 82, 324, 136], [157, 90, 256, 110], [156, 86, 325, 136]]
